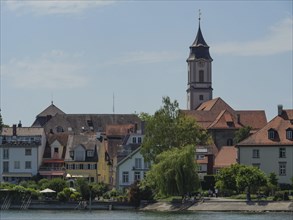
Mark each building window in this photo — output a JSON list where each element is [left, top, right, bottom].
[[286, 129, 293, 140], [25, 148, 32, 156], [14, 161, 20, 169], [144, 161, 150, 169], [3, 149, 9, 159], [132, 137, 137, 144], [199, 95, 204, 101], [25, 161, 31, 169], [138, 137, 142, 144], [87, 150, 94, 157], [54, 148, 59, 153], [56, 126, 64, 133], [135, 158, 142, 169], [279, 162, 286, 176], [75, 164, 80, 170], [134, 171, 141, 181], [196, 154, 205, 160], [3, 161, 9, 172], [268, 129, 276, 140], [279, 148, 286, 158], [227, 139, 233, 146], [122, 171, 129, 183], [252, 149, 260, 158], [89, 164, 96, 170], [67, 164, 74, 170], [199, 70, 204, 82]]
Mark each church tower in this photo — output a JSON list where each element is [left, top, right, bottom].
[[187, 16, 213, 110]]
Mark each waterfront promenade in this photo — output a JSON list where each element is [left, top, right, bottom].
[[141, 197, 293, 212]]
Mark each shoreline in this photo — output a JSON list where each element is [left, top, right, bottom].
[[1, 198, 293, 212], [140, 198, 293, 213]]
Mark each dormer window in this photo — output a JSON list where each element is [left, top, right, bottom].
[[87, 150, 94, 157], [268, 129, 276, 140], [286, 128, 293, 140]]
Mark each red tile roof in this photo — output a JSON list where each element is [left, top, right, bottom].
[[214, 146, 237, 168], [182, 97, 267, 130], [237, 110, 293, 146]]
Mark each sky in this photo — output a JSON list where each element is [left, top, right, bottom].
[[0, 0, 292, 127]]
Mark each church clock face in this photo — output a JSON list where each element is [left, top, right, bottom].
[[198, 61, 205, 67]]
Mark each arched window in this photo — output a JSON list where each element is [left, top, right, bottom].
[[199, 70, 204, 82]]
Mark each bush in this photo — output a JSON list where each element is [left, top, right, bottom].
[[273, 191, 290, 201]]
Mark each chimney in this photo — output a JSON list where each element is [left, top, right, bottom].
[[18, 120, 22, 127], [13, 124, 17, 136], [278, 105, 283, 116]]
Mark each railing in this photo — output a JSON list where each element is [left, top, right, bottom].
[[1, 195, 11, 210], [38, 167, 65, 171]]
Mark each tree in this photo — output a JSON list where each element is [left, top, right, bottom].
[[234, 126, 252, 144], [144, 145, 200, 197], [215, 164, 240, 195], [141, 96, 211, 162], [216, 164, 268, 199], [236, 165, 268, 200], [45, 178, 67, 193]]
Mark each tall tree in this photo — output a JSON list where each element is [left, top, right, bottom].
[[234, 126, 252, 144], [144, 145, 200, 197], [141, 96, 211, 162]]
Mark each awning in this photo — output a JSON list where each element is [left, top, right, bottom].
[[2, 173, 32, 177]]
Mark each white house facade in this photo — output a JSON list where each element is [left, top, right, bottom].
[[237, 106, 293, 185], [116, 147, 150, 190], [0, 124, 46, 183]]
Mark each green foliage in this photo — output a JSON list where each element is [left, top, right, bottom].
[[141, 96, 211, 162], [19, 180, 38, 190], [234, 126, 252, 144], [44, 178, 66, 193], [216, 164, 268, 196], [268, 172, 278, 186], [236, 165, 267, 193], [91, 182, 108, 200], [273, 191, 290, 201], [145, 145, 200, 197], [76, 178, 91, 200]]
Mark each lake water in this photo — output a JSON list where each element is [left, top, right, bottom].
[[0, 210, 292, 220]]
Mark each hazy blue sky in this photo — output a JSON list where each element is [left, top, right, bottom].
[[0, 1, 292, 126]]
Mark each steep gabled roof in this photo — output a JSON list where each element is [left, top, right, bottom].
[[182, 97, 267, 131], [237, 110, 293, 146], [37, 102, 65, 117]]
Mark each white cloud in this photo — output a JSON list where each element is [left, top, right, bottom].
[[104, 51, 181, 65], [213, 18, 293, 56], [5, 0, 115, 15], [1, 50, 88, 89]]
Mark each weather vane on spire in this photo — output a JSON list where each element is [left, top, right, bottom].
[[198, 9, 201, 21]]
